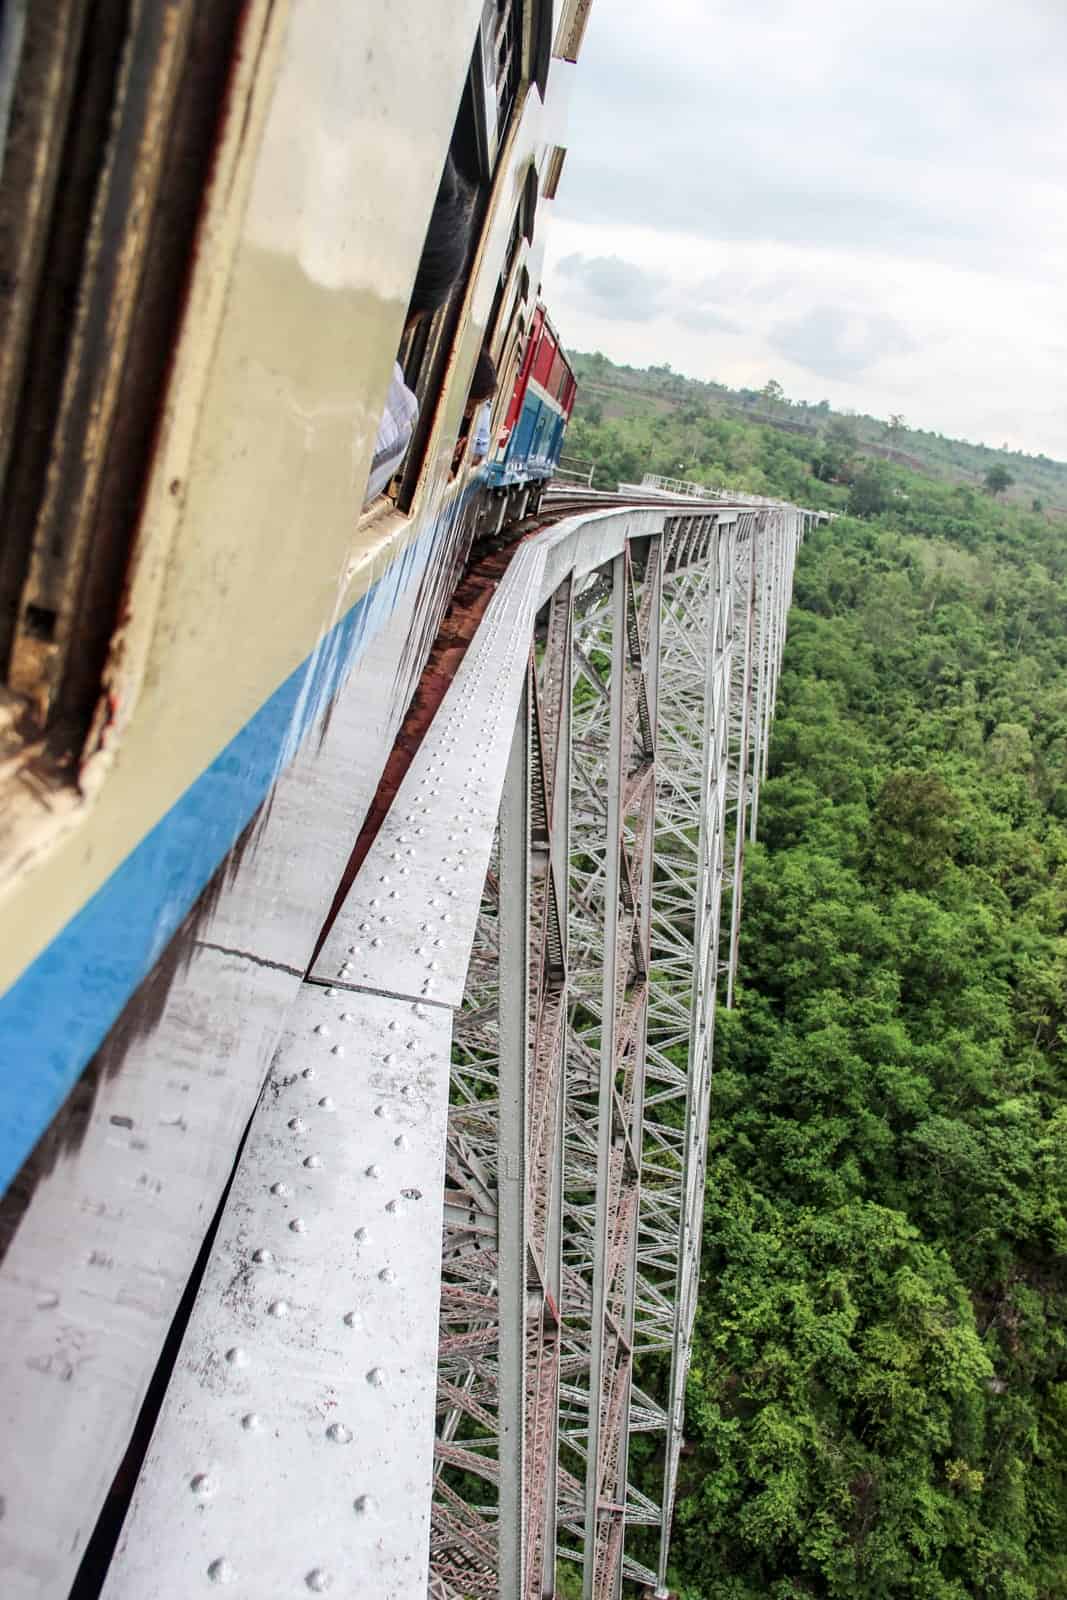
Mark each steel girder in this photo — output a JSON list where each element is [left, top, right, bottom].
[[430, 503, 809, 1600]]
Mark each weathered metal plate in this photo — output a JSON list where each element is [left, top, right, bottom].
[[101, 987, 451, 1599], [312, 543, 547, 1006], [0, 948, 295, 1600]]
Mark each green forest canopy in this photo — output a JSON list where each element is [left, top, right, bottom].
[[567, 359, 1067, 1598], [563, 352, 1067, 516]]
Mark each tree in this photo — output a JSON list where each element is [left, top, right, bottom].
[[984, 465, 1014, 496], [761, 379, 786, 406], [887, 413, 907, 436], [847, 467, 889, 518]]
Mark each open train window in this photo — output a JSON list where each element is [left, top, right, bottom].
[[390, 4, 532, 513], [0, 3, 244, 776]]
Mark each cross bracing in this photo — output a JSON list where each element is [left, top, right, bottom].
[[83, 496, 813, 1600], [430, 498, 809, 1599]]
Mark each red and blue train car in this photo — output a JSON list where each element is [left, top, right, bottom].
[[486, 304, 577, 489]]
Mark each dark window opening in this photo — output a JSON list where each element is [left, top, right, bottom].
[[0, 2, 246, 771], [391, 14, 521, 512]]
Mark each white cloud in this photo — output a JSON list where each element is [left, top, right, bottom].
[[542, 0, 1067, 456]]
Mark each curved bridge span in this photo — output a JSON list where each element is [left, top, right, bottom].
[[99, 493, 819, 1599]]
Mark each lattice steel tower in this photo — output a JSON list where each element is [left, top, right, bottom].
[[95, 493, 815, 1600]]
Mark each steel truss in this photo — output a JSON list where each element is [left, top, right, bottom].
[[430, 501, 808, 1598]]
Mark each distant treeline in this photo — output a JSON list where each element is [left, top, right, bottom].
[[567, 351, 1067, 513]]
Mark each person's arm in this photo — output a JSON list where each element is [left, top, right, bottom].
[[363, 363, 419, 507], [469, 400, 492, 466]]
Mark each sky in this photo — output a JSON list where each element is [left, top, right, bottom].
[[541, 0, 1067, 459]]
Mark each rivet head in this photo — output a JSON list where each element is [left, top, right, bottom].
[[268, 1299, 290, 1318], [365, 1164, 381, 1179], [354, 1494, 375, 1515], [341, 1012, 355, 1023], [270, 1182, 290, 1197], [326, 1423, 351, 1444], [366, 1367, 386, 1388], [304, 1154, 323, 1169], [207, 1558, 236, 1584], [318, 1096, 335, 1110], [314, 1024, 330, 1038], [288, 1118, 306, 1133], [379, 1267, 396, 1284], [241, 1412, 261, 1431], [394, 1134, 410, 1150], [289, 1217, 307, 1234], [251, 1248, 273, 1264], [374, 1104, 391, 1120], [306, 1571, 332, 1593], [190, 1473, 216, 1496], [370, 937, 382, 949], [343, 1310, 363, 1329], [386, 1199, 404, 1216], [225, 1347, 248, 1367], [301, 1067, 317, 1081], [354, 1226, 370, 1243], [331, 1044, 345, 1057]]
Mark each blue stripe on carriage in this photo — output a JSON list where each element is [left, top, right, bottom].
[[0, 526, 433, 1197]]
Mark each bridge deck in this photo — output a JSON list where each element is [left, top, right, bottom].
[[94, 498, 810, 1598]]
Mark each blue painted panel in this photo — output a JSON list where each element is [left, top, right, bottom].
[[485, 385, 570, 490], [0, 527, 434, 1196]]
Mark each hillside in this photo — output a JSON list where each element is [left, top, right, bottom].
[[564, 352, 1067, 517], [574, 360, 1067, 1598]]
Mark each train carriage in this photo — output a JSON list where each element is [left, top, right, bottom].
[[0, 2, 588, 1593], [486, 303, 577, 494]]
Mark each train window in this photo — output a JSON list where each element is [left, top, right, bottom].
[[520, 163, 539, 243], [467, 0, 524, 180], [389, 9, 540, 513], [532, 333, 555, 389], [0, 3, 245, 769], [392, 97, 491, 512]]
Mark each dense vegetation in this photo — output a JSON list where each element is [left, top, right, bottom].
[[564, 352, 1067, 515], [573, 363, 1067, 1597]]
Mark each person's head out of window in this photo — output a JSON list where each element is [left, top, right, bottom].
[[364, 157, 476, 508], [467, 351, 498, 408]]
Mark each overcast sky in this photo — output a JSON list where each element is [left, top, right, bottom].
[[542, 0, 1067, 458]]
